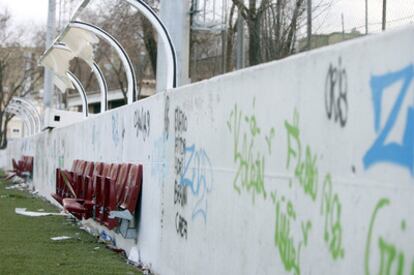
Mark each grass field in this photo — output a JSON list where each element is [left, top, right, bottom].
[[0, 177, 142, 275]]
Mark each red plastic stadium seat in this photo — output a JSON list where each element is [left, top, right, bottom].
[[63, 162, 104, 219], [95, 164, 120, 222], [107, 164, 143, 237], [102, 163, 131, 229]]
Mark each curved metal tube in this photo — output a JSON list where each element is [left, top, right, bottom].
[[67, 72, 89, 117], [69, 21, 137, 104], [6, 105, 34, 136], [123, 0, 177, 89], [5, 107, 30, 136], [47, 44, 106, 114], [5, 109, 30, 137], [92, 62, 108, 112], [11, 98, 41, 133], [8, 103, 37, 136], [9, 103, 37, 135]]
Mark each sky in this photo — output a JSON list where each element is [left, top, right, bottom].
[[317, 0, 414, 34], [0, 0, 49, 26], [0, 0, 413, 35]]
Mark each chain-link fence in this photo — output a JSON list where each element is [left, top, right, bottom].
[[312, 0, 414, 35], [189, 0, 414, 81], [54, 0, 414, 84]]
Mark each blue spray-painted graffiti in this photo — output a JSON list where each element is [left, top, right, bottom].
[[179, 144, 213, 223], [364, 64, 414, 175], [151, 134, 170, 185], [111, 113, 121, 147]]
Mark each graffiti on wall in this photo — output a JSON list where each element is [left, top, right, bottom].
[[92, 124, 97, 146], [227, 104, 346, 274], [285, 110, 318, 201], [175, 107, 187, 176], [174, 107, 188, 239], [165, 96, 170, 139], [325, 57, 348, 127], [227, 99, 275, 203], [151, 135, 169, 185], [277, 110, 345, 274], [111, 113, 121, 147], [364, 64, 414, 175], [320, 174, 345, 260], [180, 144, 213, 222], [173, 106, 214, 238], [271, 192, 302, 275], [133, 108, 150, 141], [365, 198, 413, 275]]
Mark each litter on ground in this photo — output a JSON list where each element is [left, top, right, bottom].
[[15, 208, 69, 217]]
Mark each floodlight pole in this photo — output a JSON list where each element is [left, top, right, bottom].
[[156, 0, 188, 91], [44, 0, 57, 109], [365, 0, 368, 34], [382, 0, 387, 31], [122, 0, 178, 90]]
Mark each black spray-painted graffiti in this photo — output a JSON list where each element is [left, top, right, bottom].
[[175, 107, 188, 175], [164, 96, 170, 139], [175, 213, 188, 239], [133, 108, 150, 141], [324, 57, 348, 127], [173, 106, 213, 238], [174, 107, 189, 239], [175, 136, 186, 176], [174, 179, 187, 207], [175, 107, 188, 133]]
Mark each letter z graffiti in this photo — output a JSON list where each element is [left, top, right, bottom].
[[364, 64, 414, 175]]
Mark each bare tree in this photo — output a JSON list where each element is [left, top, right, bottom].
[[225, 3, 237, 71], [230, 0, 333, 65], [261, 0, 306, 60], [231, 0, 271, 65], [0, 10, 44, 148], [70, 0, 158, 106]]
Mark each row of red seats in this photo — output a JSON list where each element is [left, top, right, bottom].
[[52, 160, 143, 235], [5, 155, 34, 180]]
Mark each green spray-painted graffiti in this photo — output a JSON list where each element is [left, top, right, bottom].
[[283, 110, 345, 263], [285, 110, 318, 201], [271, 192, 302, 275], [227, 100, 275, 203], [227, 105, 347, 274], [301, 220, 312, 246], [365, 198, 413, 275], [321, 174, 345, 260]]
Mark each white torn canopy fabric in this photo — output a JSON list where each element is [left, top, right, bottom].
[[60, 27, 99, 67], [15, 208, 68, 217], [51, 236, 72, 241]]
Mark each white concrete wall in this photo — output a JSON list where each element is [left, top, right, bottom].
[[5, 26, 414, 275]]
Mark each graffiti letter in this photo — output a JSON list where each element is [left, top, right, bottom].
[[364, 65, 414, 175]]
